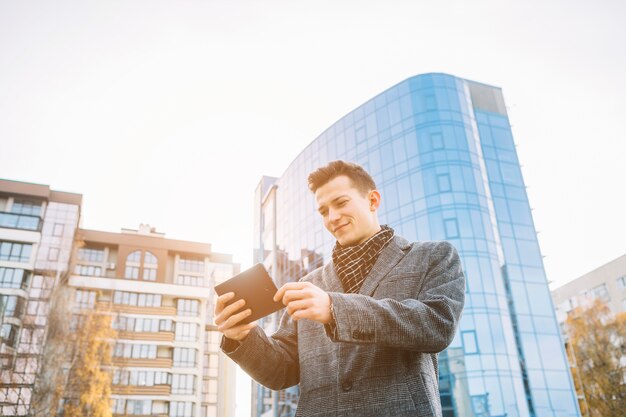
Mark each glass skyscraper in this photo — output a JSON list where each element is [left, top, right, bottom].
[[254, 73, 580, 417]]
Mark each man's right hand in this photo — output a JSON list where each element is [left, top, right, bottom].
[[214, 292, 257, 341]]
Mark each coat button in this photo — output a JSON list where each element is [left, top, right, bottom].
[[342, 380, 353, 391]]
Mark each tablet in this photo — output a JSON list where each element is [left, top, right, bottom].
[[214, 263, 284, 324]]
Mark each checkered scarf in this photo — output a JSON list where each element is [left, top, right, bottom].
[[332, 225, 395, 293]]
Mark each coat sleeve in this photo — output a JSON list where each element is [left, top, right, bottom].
[[326, 241, 465, 353], [221, 308, 300, 390]]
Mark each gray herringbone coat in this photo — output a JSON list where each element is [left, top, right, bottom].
[[222, 236, 465, 417]]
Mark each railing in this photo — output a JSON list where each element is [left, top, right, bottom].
[[112, 384, 171, 396], [0, 211, 42, 231]]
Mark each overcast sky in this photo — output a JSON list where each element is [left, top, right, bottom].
[[1, 1, 625, 413]]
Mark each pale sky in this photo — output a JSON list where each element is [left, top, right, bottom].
[[1, 1, 625, 414]]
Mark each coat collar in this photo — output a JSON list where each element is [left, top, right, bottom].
[[321, 235, 410, 296]]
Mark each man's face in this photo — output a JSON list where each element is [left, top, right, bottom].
[[315, 175, 380, 247]]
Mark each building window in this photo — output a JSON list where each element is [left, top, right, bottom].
[[170, 401, 194, 417], [52, 223, 64, 237], [11, 200, 42, 216], [113, 317, 172, 333], [127, 250, 142, 263], [126, 400, 152, 415], [444, 218, 459, 239], [177, 299, 199, 317], [125, 266, 139, 279], [172, 374, 196, 395], [112, 291, 162, 307], [591, 283, 610, 302], [0, 241, 33, 262], [617, 275, 626, 289], [462, 330, 479, 354], [173, 348, 197, 367], [113, 370, 171, 386], [179, 258, 204, 273], [176, 274, 204, 286], [1, 323, 19, 348], [175, 322, 198, 342], [77, 248, 105, 262], [75, 290, 96, 309], [0, 267, 28, 289], [113, 343, 157, 359], [2, 295, 26, 318], [431, 132, 444, 149], [74, 265, 103, 277], [437, 174, 452, 192]]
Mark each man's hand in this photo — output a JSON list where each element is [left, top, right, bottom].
[[214, 292, 257, 341], [273, 282, 332, 324]]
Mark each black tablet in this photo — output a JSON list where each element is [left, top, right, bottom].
[[214, 263, 284, 324]]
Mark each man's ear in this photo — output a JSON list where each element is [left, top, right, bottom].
[[368, 190, 381, 211]]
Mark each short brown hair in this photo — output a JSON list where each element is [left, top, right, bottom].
[[307, 160, 376, 195]]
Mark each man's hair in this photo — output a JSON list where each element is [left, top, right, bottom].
[[307, 160, 377, 195]]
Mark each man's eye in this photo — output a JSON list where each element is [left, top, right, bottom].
[[338, 200, 347, 206]]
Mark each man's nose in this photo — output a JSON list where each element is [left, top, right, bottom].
[[328, 209, 341, 222]]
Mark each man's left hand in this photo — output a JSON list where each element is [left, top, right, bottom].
[[273, 282, 332, 324]]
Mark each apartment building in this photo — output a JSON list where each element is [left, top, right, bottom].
[[0, 179, 81, 416], [68, 224, 238, 417]]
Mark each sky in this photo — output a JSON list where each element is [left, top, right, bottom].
[[1, 0, 625, 414]]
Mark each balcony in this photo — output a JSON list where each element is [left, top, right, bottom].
[[0, 212, 42, 232], [112, 384, 171, 396], [117, 331, 175, 342], [112, 357, 173, 368], [97, 301, 177, 316]]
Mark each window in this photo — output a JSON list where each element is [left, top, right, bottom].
[[176, 274, 204, 286], [125, 265, 139, 279], [437, 174, 452, 192], [127, 250, 142, 263], [431, 132, 444, 149], [3, 295, 26, 318], [170, 401, 194, 417], [0, 267, 28, 289], [617, 275, 626, 289], [172, 374, 196, 394], [126, 400, 152, 415], [0, 241, 32, 262], [444, 218, 459, 239], [0, 323, 19, 348], [175, 322, 198, 342], [74, 265, 103, 277], [77, 248, 105, 262], [177, 299, 199, 317], [145, 251, 157, 264], [113, 370, 170, 386], [591, 283, 610, 302], [75, 290, 96, 308], [113, 343, 157, 359], [11, 200, 42, 216], [462, 330, 479, 354], [173, 348, 197, 367], [143, 267, 157, 281], [52, 223, 64, 237], [179, 258, 204, 273], [113, 291, 161, 307]]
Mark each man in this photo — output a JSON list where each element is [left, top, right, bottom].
[[215, 160, 465, 417]]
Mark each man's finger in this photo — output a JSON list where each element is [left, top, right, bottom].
[[219, 308, 253, 331], [215, 292, 235, 311], [286, 299, 310, 316], [214, 298, 246, 325], [274, 282, 308, 303]]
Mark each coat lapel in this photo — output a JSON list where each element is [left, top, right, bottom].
[[321, 261, 343, 293], [358, 235, 410, 296]]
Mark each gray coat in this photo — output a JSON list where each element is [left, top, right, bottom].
[[222, 236, 465, 417]]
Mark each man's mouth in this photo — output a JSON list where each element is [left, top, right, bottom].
[[333, 224, 349, 233]]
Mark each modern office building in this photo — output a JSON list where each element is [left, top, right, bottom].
[[253, 73, 581, 417], [0, 179, 82, 416], [552, 253, 626, 322]]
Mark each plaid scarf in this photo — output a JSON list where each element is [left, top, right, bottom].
[[332, 225, 395, 293]]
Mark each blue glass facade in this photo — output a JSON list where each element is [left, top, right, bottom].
[[253, 73, 580, 417]]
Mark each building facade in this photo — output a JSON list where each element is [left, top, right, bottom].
[[253, 73, 581, 417], [0, 179, 82, 416], [1, 179, 238, 417], [552, 253, 626, 321], [68, 225, 238, 417]]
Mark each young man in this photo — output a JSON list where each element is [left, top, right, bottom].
[[215, 160, 465, 417]]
